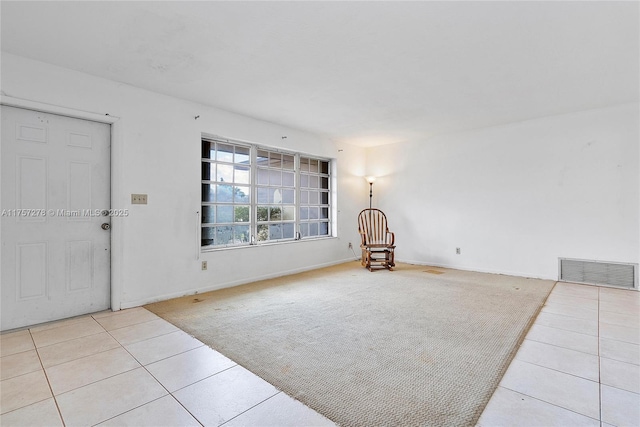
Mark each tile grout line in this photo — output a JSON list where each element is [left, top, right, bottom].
[[168, 363, 238, 394], [218, 391, 283, 426], [39, 340, 123, 370], [497, 385, 602, 423], [512, 358, 601, 384], [123, 309, 299, 426], [30, 317, 106, 350], [28, 328, 66, 427], [108, 328, 182, 348], [32, 330, 105, 351], [520, 337, 600, 358], [102, 316, 169, 335], [101, 313, 205, 427]]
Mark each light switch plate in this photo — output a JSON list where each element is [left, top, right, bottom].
[[131, 194, 148, 204]]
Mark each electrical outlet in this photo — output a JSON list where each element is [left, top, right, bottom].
[[201, 261, 207, 270], [131, 194, 148, 205], [456, 247, 461, 255], [348, 242, 353, 249]]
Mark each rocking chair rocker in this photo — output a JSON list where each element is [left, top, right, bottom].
[[358, 208, 395, 271]]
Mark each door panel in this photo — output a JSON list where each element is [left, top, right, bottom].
[[1, 106, 111, 330]]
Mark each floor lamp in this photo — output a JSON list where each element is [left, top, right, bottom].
[[366, 176, 376, 210]]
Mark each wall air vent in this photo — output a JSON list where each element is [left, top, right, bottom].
[[559, 258, 638, 289]]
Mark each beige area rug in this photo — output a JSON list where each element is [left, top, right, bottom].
[[145, 262, 555, 427]]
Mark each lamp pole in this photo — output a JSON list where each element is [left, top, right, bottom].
[[366, 176, 376, 210]]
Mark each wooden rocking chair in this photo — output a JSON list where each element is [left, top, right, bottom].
[[358, 208, 395, 271]]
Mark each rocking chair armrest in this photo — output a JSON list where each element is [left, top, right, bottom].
[[387, 231, 395, 246]]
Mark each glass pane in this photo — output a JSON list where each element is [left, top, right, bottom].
[[309, 191, 319, 205], [257, 224, 268, 241], [321, 177, 329, 189], [217, 205, 233, 223], [234, 186, 250, 203], [269, 224, 282, 240], [202, 162, 214, 181], [234, 166, 250, 184], [269, 153, 282, 168], [202, 184, 215, 202], [321, 191, 329, 205], [257, 187, 269, 204], [319, 222, 329, 235], [217, 164, 233, 183], [257, 206, 268, 222], [269, 170, 281, 186], [300, 207, 309, 220], [217, 184, 233, 202], [320, 161, 329, 174], [300, 223, 309, 237], [216, 226, 233, 245], [257, 150, 269, 166], [309, 222, 318, 236], [300, 174, 309, 188], [321, 207, 329, 219], [201, 226, 214, 246], [283, 172, 294, 187], [202, 141, 215, 159], [271, 188, 281, 204], [234, 225, 250, 243], [283, 223, 294, 239], [235, 146, 250, 164], [282, 206, 295, 221], [310, 175, 319, 189], [234, 205, 249, 222], [309, 207, 319, 219], [202, 205, 215, 223], [282, 189, 294, 204], [270, 207, 282, 221], [300, 191, 308, 204], [309, 159, 319, 173], [257, 168, 269, 185], [300, 157, 309, 172], [283, 155, 294, 170], [217, 144, 233, 162]]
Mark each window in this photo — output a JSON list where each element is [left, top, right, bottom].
[[201, 141, 251, 246], [201, 137, 332, 248], [299, 157, 330, 238]]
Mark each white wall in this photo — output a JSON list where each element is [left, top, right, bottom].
[[1, 53, 366, 308], [367, 103, 639, 280], [3, 53, 637, 310]]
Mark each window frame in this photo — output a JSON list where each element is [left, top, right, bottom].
[[201, 136, 333, 250]]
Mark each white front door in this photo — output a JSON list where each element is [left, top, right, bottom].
[[1, 106, 111, 331]]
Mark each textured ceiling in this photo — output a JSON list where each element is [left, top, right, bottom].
[[1, 1, 638, 147]]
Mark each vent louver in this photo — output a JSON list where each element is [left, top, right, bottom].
[[559, 258, 638, 289]]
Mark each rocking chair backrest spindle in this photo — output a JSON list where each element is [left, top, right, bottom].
[[358, 208, 391, 245]]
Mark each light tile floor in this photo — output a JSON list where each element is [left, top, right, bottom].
[[1, 282, 638, 426], [0, 307, 334, 426], [478, 282, 640, 427]]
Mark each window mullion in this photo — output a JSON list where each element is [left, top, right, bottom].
[[250, 146, 257, 244], [295, 154, 301, 240]]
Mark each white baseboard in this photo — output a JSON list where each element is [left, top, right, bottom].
[[120, 257, 358, 310]]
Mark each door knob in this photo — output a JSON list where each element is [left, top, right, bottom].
[[101, 223, 111, 230]]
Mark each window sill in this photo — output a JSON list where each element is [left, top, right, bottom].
[[201, 236, 337, 253]]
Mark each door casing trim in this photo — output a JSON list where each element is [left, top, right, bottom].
[[1, 94, 124, 313]]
